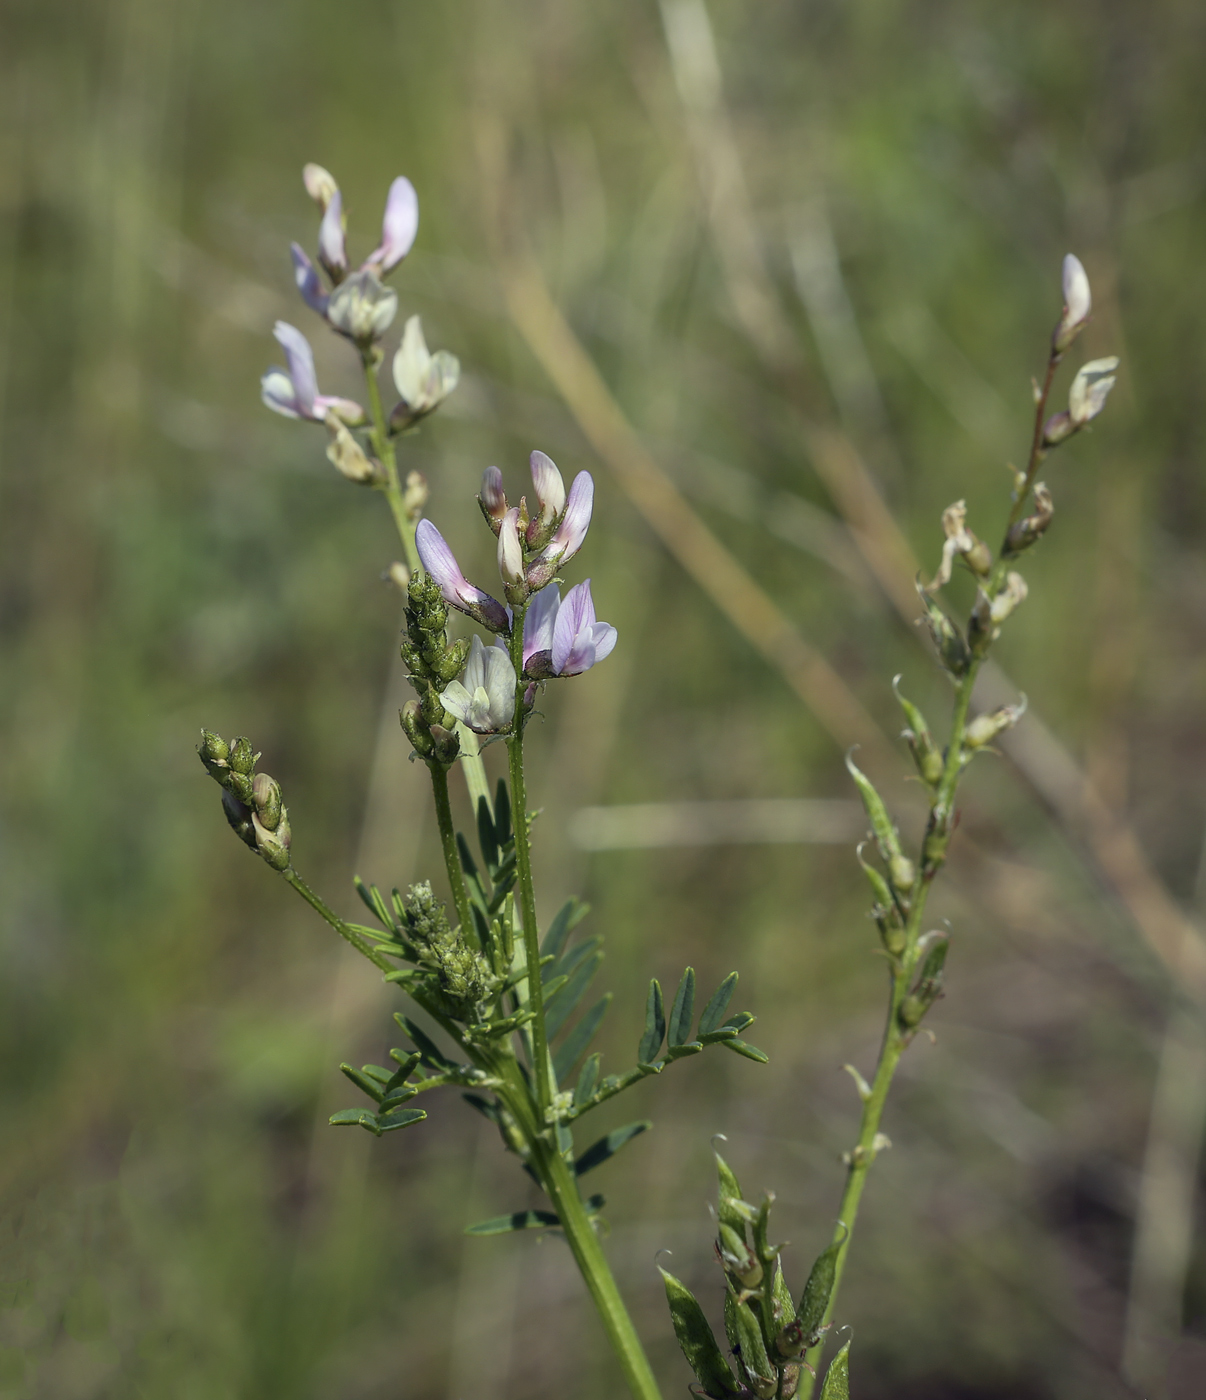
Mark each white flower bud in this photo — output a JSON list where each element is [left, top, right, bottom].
[[1054, 254, 1092, 351], [1068, 357, 1120, 427]]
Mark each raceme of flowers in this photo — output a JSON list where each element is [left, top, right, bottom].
[[415, 451, 617, 734]]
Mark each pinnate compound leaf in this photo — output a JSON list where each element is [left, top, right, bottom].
[[820, 1340, 851, 1400], [660, 1269, 740, 1397], [697, 973, 739, 1035], [668, 967, 696, 1047], [574, 1121, 650, 1176], [720, 1037, 769, 1064], [466, 1209, 560, 1235], [553, 994, 612, 1083], [638, 978, 666, 1064]]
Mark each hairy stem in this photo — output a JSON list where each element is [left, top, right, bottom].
[[429, 762, 478, 949], [505, 611, 553, 1115], [281, 867, 395, 974]]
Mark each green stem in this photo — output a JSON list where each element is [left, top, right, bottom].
[[802, 657, 981, 1390], [504, 622, 553, 1115], [281, 867, 395, 974], [429, 762, 477, 948], [361, 350, 419, 573], [537, 1140, 665, 1400]]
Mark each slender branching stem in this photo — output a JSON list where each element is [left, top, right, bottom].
[[803, 352, 1060, 1391], [282, 867, 395, 974]]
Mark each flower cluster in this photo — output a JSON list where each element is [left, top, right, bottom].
[[413, 451, 617, 736], [259, 164, 460, 473]]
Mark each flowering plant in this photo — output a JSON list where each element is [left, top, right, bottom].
[[198, 168, 1117, 1400]]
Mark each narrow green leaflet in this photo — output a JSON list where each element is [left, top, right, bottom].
[[638, 978, 666, 1064], [393, 1013, 458, 1071], [492, 777, 512, 850], [475, 793, 499, 870], [574, 1052, 601, 1106], [720, 1037, 769, 1064], [668, 967, 696, 1047], [697, 973, 739, 1036], [329, 1109, 378, 1130], [540, 897, 590, 959], [574, 1121, 650, 1176], [354, 877, 397, 933], [466, 1209, 560, 1235], [553, 994, 612, 1083], [376, 1107, 426, 1132], [339, 1064, 384, 1102], [544, 951, 603, 1039], [819, 1341, 850, 1400], [660, 1269, 740, 1398]]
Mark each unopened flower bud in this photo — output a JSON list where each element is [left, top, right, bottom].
[[1053, 253, 1092, 352], [387, 562, 410, 591], [327, 270, 398, 343], [252, 772, 284, 831], [527, 449, 566, 547], [497, 507, 527, 604], [221, 788, 257, 849], [400, 699, 434, 757], [964, 696, 1027, 750], [1005, 483, 1054, 555], [325, 416, 378, 484], [253, 805, 292, 871], [1042, 409, 1074, 446], [228, 736, 257, 775], [478, 466, 508, 534], [198, 729, 230, 781], [303, 163, 339, 212], [889, 853, 916, 894]]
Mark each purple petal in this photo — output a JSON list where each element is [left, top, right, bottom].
[[548, 471, 593, 561], [530, 450, 566, 518], [551, 579, 597, 674], [523, 586, 560, 667], [318, 189, 347, 274], [273, 322, 318, 417], [313, 394, 366, 426], [416, 519, 471, 599], [291, 243, 329, 315], [366, 177, 419, 273]]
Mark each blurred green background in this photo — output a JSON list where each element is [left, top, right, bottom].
[[3, 0, 1206, 1396]]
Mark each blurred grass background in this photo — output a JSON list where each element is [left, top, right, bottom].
[[3, 0, 1206, 1396]]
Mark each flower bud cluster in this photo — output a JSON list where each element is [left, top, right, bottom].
[[198, 730, 292, 871], [400, 881, 498, 1018], [400, 574, 469, 765]]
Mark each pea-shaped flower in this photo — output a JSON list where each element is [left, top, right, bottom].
[[522, 580, 617, 678], [260, 322, 365, 425], [439, 636, 516, 734]]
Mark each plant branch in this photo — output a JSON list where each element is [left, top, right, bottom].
[[281, 867, 395, 974], [429, 762, 478, 949]]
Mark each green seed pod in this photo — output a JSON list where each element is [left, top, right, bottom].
[[660, 1270, 740, 1398], [797, 1229, 845, 1347], [715, 1152, 755, 1234], [916, 585, 970, 677], [893, 678, 945, 789], [845, 754, 907, 878], [819, 1341, 851, 1400], [725, 1289, 776, 1400], [888, 853, 916, 895]]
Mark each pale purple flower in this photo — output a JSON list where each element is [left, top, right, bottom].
[[528, 449, 566, 539], [260, 322, 365, 424], [303, 163, 339, 211], [522, 580, 616, 678], [439, 635, 516, 734], [391, 315, 460, 420], [290, 244, 329, 316], [416, 519, 510, 634], [318, 188, 347, 278], [327, 269, 398, 342], [526, 471, 594, 589], [497, 507, 525, 586], [365, 177, 419, 275]]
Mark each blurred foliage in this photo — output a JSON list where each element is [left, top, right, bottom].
[[3, 0, 1206, 1396]]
